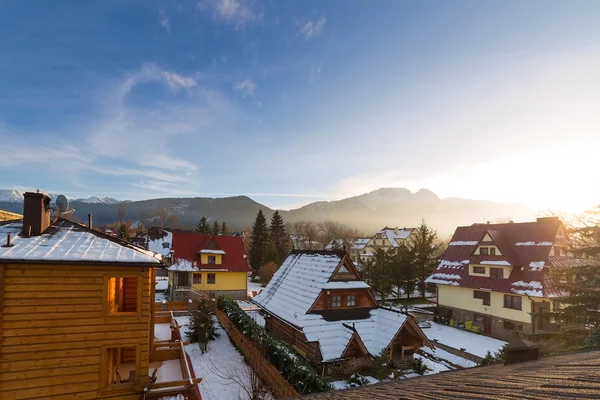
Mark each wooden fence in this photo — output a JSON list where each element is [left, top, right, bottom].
[[216, 310, 300, 399], [154, 301, 190, 312]]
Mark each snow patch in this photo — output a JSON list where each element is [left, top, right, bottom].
[[529, 261, 545, 271], [479, 260, 511, 266], [515, 241, 552, 246], [448, 241, 478, 246], [512, 281, 543, 290]]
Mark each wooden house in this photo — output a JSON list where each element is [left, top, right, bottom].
[[0, 192, 201, 400], [252, 250, 432, 376], [168, 232, 251, 301], [425, 217, 580, 339]]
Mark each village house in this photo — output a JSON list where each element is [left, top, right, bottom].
[[0, 192, 201, 400], [348, 237, 371, 261], [363, 226, 415, 254], [168, 231, 251, 301], [252, 250, 432, 376], [426, 217, 578, 340]]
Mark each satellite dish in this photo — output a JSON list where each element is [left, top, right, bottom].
[[56, 195, 69, 213]]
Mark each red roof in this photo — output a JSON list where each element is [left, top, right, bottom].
[[171, 231, 251, 272], [428, 217, 573, 298]]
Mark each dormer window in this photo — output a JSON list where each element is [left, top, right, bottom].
[[347, 295, 356, 307], [490, 268, 503, 279], [208, 256, 216, 264], [480, 247, 489, 255], [330, 296, 342, 308], [476, 246, 500, 256]]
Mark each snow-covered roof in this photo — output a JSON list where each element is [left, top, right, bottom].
[[148, 230, 173, 256], [168, 259, 199, 272], [199, 249, 226, 255], [350, 238, 370, 250], [377, 227, 414, 247], [325, 239, 346, 250], [0, 219, 161, 264]]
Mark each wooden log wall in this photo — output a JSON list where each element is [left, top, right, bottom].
[[0, 263, 154, 400]]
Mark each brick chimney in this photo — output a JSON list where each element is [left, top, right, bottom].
[[22, 192, 52, 237]]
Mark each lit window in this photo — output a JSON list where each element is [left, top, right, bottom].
[[207, 273, 216, 284], [331, 295, 342, 307], [473, 266, 485, 274], [504, 295, 522, 310], [208, 256, 216, 264], [107, 277, 138, 314], [193, 273, 202, 284], [346, 295, 356, 307]]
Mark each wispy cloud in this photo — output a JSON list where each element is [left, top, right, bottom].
[[310, 62, 323, 83], [163, 71, 197, 90], [297, 16, 326, 40], [159, 8, 171, 35], [233, 78, 257, 96], [202, 0, 256, 28]]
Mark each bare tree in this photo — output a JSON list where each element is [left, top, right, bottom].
[[208, 352, 271, 400]]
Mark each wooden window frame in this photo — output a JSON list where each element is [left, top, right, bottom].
[[480, 247, 489, 255], [489, 247, 496, 256], [193, 273, 202, 284], [504, 295, 522, 310], [346, 295, 356, 307], [490, 268, 504, 279], [473, 290, 491, 306], [473, 266, 485, 274], [104, 274, 142, 317], [331, 295, 342, 308], [99, 344, 140, 392], [207, 255, 216, 265], [207, 273, 216, 284]]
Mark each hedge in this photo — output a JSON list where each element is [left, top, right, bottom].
[[218, 296, 331, 394]]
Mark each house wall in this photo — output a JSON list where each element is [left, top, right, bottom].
[[265, 315, 321, 364], [438, 285, 532, 324], [200, 253, 223, 265], [0, 263, 153, 400], [191, 271, 247, 292]]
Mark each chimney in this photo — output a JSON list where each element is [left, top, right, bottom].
[[22, 192, 51, 237], [504, 340, 541, 365], [88, 214, 93, 230]]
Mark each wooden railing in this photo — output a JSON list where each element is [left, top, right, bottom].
[[216, 310, 300, 399]]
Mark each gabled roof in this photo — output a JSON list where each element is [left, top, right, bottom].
[[377, 227, 414, 246], [253, 250, 431, 362], [0, 219, 162, 265], [350, 238, 370, 250], [171, 231, 251, 272], [426, 218, 570, 297]]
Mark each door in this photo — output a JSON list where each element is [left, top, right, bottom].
[[483, 316, 492, 335], [178, 272, 190, 287]]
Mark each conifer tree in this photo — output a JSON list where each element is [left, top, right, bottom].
[[249, 210, 268, 272], [195, 216, 210, 234], [361, 247, 393, 302], [409, 220, 439, 298], [221, 222, 228, 235], [212, 220, 220, 235], [269, 210, 290, 264], [186, 298, 218, 353], [389, 242, 418, 299]]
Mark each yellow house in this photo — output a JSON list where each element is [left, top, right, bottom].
[[426, 217, 577, 340], [168, 231, 251, 300], [0, 192, 201, 399], [355, 227, 415, 263]]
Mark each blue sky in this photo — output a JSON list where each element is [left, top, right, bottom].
[[1, 0, 600, 211]]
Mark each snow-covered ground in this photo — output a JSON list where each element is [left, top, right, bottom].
[[156, 280, 168, 291], [420, 346, 477, 368], [330, 375, 379, 390], [247, 278, 264, 296], [154, 323, 172, 341], [414, 352, 452, 374], [177, 316, 260, 400], [423, 322, 506, 358]]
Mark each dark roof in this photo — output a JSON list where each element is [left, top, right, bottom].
[[289, 249, 349, 258], [294, 349, 600, 399], [316, 307, 377, 322], [171, 231, 251, 272], [430, 218, 572, 297]]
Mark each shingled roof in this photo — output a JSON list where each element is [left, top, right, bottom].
[[426, 217, 580, 298], [294, 349, 600, 400]]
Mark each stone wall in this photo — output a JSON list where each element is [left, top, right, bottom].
[[173, 288, 247, 302], [324, 356, 373, 379], [441, 306, 531, 341]]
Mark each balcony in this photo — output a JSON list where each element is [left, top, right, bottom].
[[146, 311, 202, 400]]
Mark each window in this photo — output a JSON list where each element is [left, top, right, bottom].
[[207, 273, 216, 284], [490, 268, 503, 279], [473, 290, 491, 306], [107, 277, 138, 314], [503, 321, 523, 331], [193, 273, 202, 284], [504, 295, 522, 310], [489, 247, 496, 256], [208, 255, 216, 264], [331, 295, 342, 307], [104, 346, 137, 388], [346, 295, 356, 307], [473, 266, 486, 274], [480, 247, 489, 255]]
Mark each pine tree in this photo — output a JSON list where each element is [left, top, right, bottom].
[[117, 223, 129, 240], [221, 222, 228, 235], [186, 298, 218, 353], [195, 216, 210, 234], [249, 210, 268, 273], [409, 220, 439, 298], [212, 220, 220, 235], [269, 210, 290, 265], [361, 247, 393, 302], [389, 243, 418, 299]]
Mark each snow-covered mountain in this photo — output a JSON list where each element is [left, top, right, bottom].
[[76, 196, 120, 205], [0, 190, 24, 202]]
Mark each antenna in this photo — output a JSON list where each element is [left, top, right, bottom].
[[53, 195, 75, 215]]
